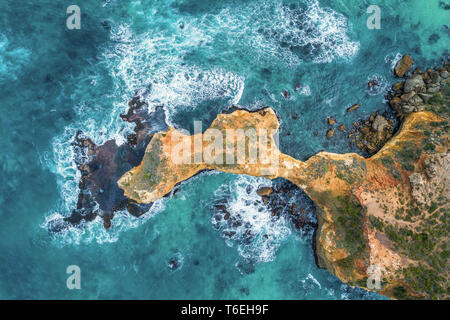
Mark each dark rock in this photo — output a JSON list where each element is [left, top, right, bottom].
[[428, 33, 440, 44], [256, 187, 273, 197], [409, 94, 424, 106], [168, 257, 182, 270], [392, 81, 404, 92], [281, 90, 290, 99], [413, 67, 422, 75], [430, 71, 441, 84], [103, 217, 111, 229], [368, 79, 379, 88], [55, 96, 168, 232], [240, 287, 250, 296], [439, 1, 450, 10], [372, 115, 389, 134], [100, 20, 111, 31], [422, 72, 432, 84]]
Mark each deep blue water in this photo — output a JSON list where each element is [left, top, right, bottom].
[[0, 0, 448, 299]]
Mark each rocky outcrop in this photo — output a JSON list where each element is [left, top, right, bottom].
[[388, 61, 449, 118], [60, 54, 448, 300], [256, 187, 274, 197], [118, 101, 449, 299], [47, 97, 167, 232], [394, 54, 415, 78], [348, 112, 395, 155]]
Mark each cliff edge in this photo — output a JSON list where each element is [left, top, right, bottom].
[[118, 69, 449, 300]]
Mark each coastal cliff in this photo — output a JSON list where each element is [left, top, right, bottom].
[[118, 78, 449, 300]]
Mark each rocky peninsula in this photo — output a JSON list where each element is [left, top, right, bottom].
[[54, 56, 449, 300], [117, 59, 449, 300]]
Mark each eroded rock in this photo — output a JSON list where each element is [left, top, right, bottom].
[[404, 74, 426, 93], [394, 54, 414, 77], [388, 59, 449, 118], [51, 96, 168, 232], [348, 112, 394, 155]]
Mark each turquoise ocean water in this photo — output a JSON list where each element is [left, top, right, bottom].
[[0, 0, 448, 299]]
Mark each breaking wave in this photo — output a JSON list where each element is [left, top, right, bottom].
[[0, 34, 31, 81], [211, 176, 291, 265], [42, 200, 167, 246], [42, 0, 358, 245], [104, 23, 245, 125], [190, 0, 359, 65]]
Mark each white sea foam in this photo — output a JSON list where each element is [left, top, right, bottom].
[[42, 199, 167, 246], [0, 34, 31, 81], [43, 0, 356, 245], [43, 22, 244, 244], [366, 74, 388, 96], [103, 23, 245, 126], [211, 176, 291, 264], [42, 110, 134, 215], [307, 273, 322, 288], [99, 0, 357, 122], [192, 0, 359, 66], [297, 84, 311, 96], [340, 284, 351, 300], [300, 273, 322, 293], [386, 52, 403, 71], [167, 251, 185, 272]]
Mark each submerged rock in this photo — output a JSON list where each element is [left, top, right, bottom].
[[281, 90, 290, 99], [167, 253, 184, 271]]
